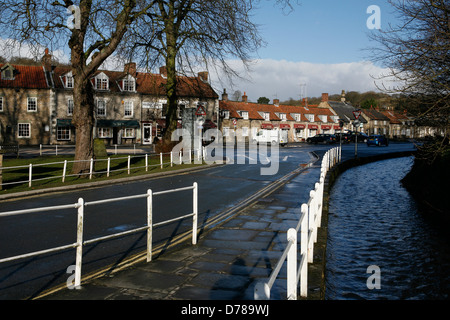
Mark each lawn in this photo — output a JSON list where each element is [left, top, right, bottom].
[[0, 152, 206, 194]]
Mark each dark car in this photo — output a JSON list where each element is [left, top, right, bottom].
[[367, 134, 389, 147], [346, 131, 369, 143], [336, 132, 351, 143], [306, 134, 336, 144]]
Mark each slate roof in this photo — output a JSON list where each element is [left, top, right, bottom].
[[327, 101, 368, 124]]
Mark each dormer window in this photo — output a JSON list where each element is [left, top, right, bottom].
[[306, 114, 314, 122], [94, 73, 109, 90], [239, 111, 249, 120], [122, 75, 135, 92], [66, 75, 74, 88], [1, 64, 15, 80]]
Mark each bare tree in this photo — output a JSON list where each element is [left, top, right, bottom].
[[370, 0, 450, 157], [124, 0, 296, 149], [0, 0, 150, 174]]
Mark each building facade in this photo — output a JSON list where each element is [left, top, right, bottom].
[[0, 50, 219, 146]]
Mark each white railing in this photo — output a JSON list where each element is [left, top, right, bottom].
[[0, 148, 204, 189], [0, 183, 198, 289], [254, 146, 341, 300]]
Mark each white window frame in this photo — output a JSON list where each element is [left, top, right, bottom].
[[97, 99, 107, 117], [95, 73, 109, 90], [122, 75, 135, 92], [27, 97, 38, 112], [123, 128, 135, 138], [223, 110, 230, 119], [293, 114, 301, 122], [18, 123, 31, 138], [66, 75, 74, 88], [319, 115, 327, 123], [264, 112, 270, 121], [306, 114, 314, 122], [67, 98, 74, 115], [124, 100, 133, 117], [57, 126, 71, 141], [240, 111, 249, 120], [98, 127, 112, 138], [279, 113, 287, 121]]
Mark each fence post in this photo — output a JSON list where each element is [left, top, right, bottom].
[[146, 189, 153, 262], [254, 281, 271, 300], [300, 204, 308, 297], [308, 190, 315, 263], [75, 198, 84, 289], [160, 152, 163, 169], [40, 144, 42, 156], [28, 164, 32, 187], [0, 154, 3, 191], [127, 155, 131, 175], [192, 182, 198, 245], [170, 151, 173, 167], [287, 228, 297, 300], [145, 154, 148, 172], [107, 157, 111, 177], [55, 145, 58, 156], [62, 160, 67, 182], [89, 158, 94, 179]]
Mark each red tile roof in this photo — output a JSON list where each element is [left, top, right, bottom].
[[0, 64, 49, 89], [52, 66, 218, 98]]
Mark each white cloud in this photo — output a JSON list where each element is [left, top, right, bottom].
[[210, 59, 398, 102]]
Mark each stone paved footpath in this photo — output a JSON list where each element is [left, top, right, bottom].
[[38, 156, 323, 300]]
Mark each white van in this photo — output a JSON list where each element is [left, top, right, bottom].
[[253, 128, 288, 146]]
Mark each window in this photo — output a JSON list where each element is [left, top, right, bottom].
[[223, 110, 230, 119], [294, 114, 301, 122], [240, 111, 249, 120], [1, 66, 14, 80], [27, 97, 37, 112], [66, 76, 74, 88], [264, 112, 270, 121], [123, 128, 135, 138], [319, 115, 327, 123], [95, 73, 109, 90], [57, 126, 71, 140], [67, 98, 74, 115], [97, 99, 106, 117], [279, 113, 286, 121], [18, 123, 31, 138], [123, 77, 135, 92], [124, 100, 133, 117], [0, 97, 3, 112], [305, 114, 314, 122], [98, 127, 112, 138]]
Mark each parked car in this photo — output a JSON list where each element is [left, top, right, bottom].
[[346, 131, 369, 143], [335, 132, 351, 144], [306, 134, 336, 144], [367, 135, 389, 147]]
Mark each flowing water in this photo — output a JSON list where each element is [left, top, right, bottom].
[[325, 157, 450, 300]]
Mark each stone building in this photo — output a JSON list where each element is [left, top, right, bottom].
[[0, 49, 219, 146]]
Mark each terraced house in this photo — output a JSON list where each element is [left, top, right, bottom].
[[219, 90, 340, 143], [0, 49, 219, 146]]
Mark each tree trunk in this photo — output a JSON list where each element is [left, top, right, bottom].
[[71, 74, 95, 175]]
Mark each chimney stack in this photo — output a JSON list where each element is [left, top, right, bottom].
[[242, 92, 248, 103], [159, 66, 167, 78], [222, 89, 228, 101], [198, 71, 209, 82], [273, 98, 279, 106], [341, 90, 346, 102], [321, 93, 329, 102], [42, 48, 52, 72], [124, 62, 137, 75]]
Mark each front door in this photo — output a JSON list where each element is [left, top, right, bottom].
[[143, 123, 152, 144]]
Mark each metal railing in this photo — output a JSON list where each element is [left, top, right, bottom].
[[0, 182, 198, 289], [254, 146, 341, 300], [0, 148, 204, 189]]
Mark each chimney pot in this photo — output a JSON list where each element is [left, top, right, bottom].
[[273, 98, 280, 106], [222, 89, 228, 101], [159, 66, 167, 77], [42, 48, 52, 72], [124, 62, 137, 75], [198, 71, 209, 82]]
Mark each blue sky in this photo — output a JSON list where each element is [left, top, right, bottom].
[[253, 0, 396, 64], [212, 0, 402, 102]]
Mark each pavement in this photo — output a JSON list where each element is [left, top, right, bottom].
[[36, 150, 325, 301]]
